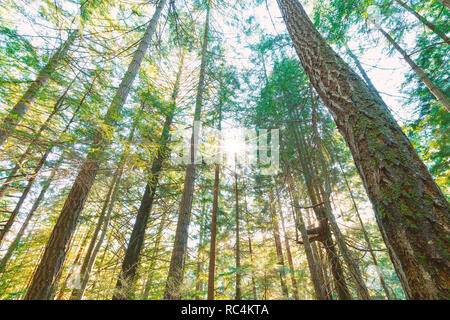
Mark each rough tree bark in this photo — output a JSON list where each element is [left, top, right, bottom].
[[277, 0, 450, 299], [24, 0, 167, 299]]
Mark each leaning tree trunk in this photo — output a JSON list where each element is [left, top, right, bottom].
[[0, 154, 64, 273], [0, 83, 87, 245], [437, 0, 450, 11], [0, 75, 78, 199], [24, 0, 167, 300], [377, 26, 450, 112], [70, 101, 144, 300], [395, 0, 449, 44], [0, 29, 79, 146], [164, 3, 210, 300], [277, 0, 450, 299], [113, 57, 183, 300]]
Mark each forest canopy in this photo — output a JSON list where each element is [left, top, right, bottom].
[[0, 0, 448, 301]]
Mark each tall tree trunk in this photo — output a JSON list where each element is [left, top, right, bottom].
[[286, 170, 327, 300], [0, 154, 63, 272], [395, 0, 449, 43], [0, 29, 79, 146], [113, 56, 183, 300], [142, 211, 168, 299], [378, 25, 450, 112], [278, 203, 300, 300], [234, 153, 242, 300], [0, 75, 77, 199], [310, 98, 371, 300], [334, 151, 393, 299], [277, 0, 450, 299], [68, 167, 117, 300], [438, 0, 450, 10], [269, 191, 289, 298], [164, 3, 210, 300], [194, 197, 206, 299], [243, 197, 258, 300], [0, 81, 88, 245], [207, 96, 222, 300], [289, 121, 352, 300], [24, 1, 167, 300], [54, 224, 92, 300], [71, 100, 145, 300]]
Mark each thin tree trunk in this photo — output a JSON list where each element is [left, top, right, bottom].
[[286, 170, 327, 300], [113, 55, 183, 300], [71, 100, 145, 300], [207, 163, 220, 300], [234, 153, 242, 300], [0, 75, 77, 199], [345, 46, 382, 100], [289, 121, 351, 300], [54, 224, 93, 300], [278, 203, 300, 300], [164, 3, 210, 300], [0, 154, 64, 272], [0, 80, 89, 245], [142, 211, 168, 299], [0, 29, 79, 146], [24, 1, 167, 300], [277, 0, 450, 299], [438, 0, 450, 10], [378, 26, 450, 112], [310, 98, 371, 300], [207, 96, 222, 300], [334, 151, 392, 299], [395, 0, 449, 44], [269, 191, 289, 298]]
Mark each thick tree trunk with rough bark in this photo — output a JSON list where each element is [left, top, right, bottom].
[[24, 1, 167, 300], [0, 29, 79, 146], [277, 0, 450, 299], [164, 3, 210, 300]]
